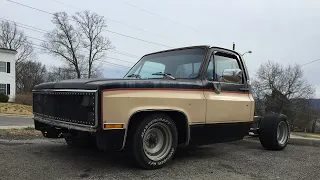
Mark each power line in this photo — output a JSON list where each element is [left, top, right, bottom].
[[5, 0, 54, 15], [30, 41, 138, 65], [118, 0, 199, 32], [0, 18, 141, 58], [5, 0, 173, 48], [46, 0, 176, 42], [0, 17, 48, 33], [32, 45, 132, 69], [301, 59, 320, 67]]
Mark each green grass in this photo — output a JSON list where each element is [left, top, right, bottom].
[[292, 132, 320, 139]]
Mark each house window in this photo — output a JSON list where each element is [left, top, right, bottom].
[[0, 84, 6, 94], [0, 62, 6, 72]]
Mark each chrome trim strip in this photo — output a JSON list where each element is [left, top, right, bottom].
[[32, 89, 97, 92], [34, 116, 97, 132], [120, 109, 190, 150]]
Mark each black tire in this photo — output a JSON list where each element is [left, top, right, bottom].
[[129, 113, 178, 169], [259, 113, 290, 150], [64, 133, 97, 149]]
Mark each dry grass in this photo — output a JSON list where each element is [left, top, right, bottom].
[[0, 127, 43, 140], [292, 132, 320, 139], [0, 102, 32, 115]]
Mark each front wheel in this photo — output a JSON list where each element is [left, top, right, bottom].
[[259, 114, 290, 150], [129, 113, 178, 169]]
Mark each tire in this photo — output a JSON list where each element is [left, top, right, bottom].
[[259, 113, 290, 150], [129, 113, 178, 169], [64, 133, 97, 149]]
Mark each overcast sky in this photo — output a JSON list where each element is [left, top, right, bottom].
[[1, 0, 319, 97]]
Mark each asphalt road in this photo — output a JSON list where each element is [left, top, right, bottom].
[[0, 138, 319, 180], [0, 115, 33, 126]]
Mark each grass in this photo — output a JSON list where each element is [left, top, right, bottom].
[[0, 102, 32, 115], [291, 132, 320, 139], [0, 127, 43, 140]]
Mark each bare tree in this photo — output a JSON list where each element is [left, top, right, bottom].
[[46, 65, 78, 82], [0, 21, 36, 65], [251, 60, 316, 130], [73, 10, 113, 78], [42, 12, 83, 78], [253, 60, 315, 99], [42, 11, 113, 79], [16, 60, 47, 93]]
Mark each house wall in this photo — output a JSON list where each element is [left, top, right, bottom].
[[0, 49, 17, 102]]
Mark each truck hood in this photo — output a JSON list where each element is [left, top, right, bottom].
[[33, 78, 203, 91], [33, 78, 126, 90]]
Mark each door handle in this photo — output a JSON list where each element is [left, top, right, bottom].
[[239, 88, 249, 92]]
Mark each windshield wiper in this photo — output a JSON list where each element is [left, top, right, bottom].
[[151, 72, 176, 80], [127, 74, 141, 79]]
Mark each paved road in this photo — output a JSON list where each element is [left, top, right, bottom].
[[0, 138, 318, 180], [0, 115, 33, 127]]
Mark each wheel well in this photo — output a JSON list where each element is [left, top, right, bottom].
[[125, 110, 189, 147]]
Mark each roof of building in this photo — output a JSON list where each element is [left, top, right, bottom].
[[0, 48, 18, 54]]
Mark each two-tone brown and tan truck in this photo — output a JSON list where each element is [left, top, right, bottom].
[[32, 45, 290, 169]]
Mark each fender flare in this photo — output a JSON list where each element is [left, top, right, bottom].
[[120, 109, 190, 150]]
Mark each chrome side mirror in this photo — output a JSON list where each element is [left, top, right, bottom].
[[222, 69, 242, 83]]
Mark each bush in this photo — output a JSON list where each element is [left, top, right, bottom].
[[14, 93, 32, 106], [0, 94, 9, 102]]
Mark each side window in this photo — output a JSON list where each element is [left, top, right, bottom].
[[0, 61, 6, 72], [214, 52, 243, 84], [136, 61, 165, 78], [176, 62, 201, 78], [0, 84, 6, 94]]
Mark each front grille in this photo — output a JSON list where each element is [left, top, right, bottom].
[[33, 90, 96, 126]]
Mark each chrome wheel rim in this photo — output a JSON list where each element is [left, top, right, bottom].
[[143, 122, 172, 161], [277, 121, 289, 145]]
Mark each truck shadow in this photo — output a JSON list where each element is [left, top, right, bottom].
[[34, 138, 264, 171]]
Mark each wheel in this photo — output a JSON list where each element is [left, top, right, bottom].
[[258, 114, 290, 150], [129, 113, 178, 169], [64, 132, 97, 148]]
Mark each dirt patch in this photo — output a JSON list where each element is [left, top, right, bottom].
[[0, 128, 44, 140], [0, 103, 32, 115]]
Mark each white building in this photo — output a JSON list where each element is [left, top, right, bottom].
[[0, 48, 17, 102]]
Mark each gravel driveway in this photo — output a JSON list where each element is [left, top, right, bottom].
[[0, 138, 319, 180]]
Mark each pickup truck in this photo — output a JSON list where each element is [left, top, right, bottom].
[[32, 45, 290, 169]]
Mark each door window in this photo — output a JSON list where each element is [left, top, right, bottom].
[[214, 52, 243, 84], [0, 62, 6, 72]]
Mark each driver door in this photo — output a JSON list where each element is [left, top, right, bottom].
[[203, 49, 253, 142]]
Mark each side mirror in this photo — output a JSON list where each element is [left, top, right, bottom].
[[222, 69, 242, 83]]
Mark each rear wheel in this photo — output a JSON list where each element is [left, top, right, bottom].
[[259, 114, 290, 150], [129, 113, 178, 169]]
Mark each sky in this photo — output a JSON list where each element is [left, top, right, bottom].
[[0, 0, 319, 97]]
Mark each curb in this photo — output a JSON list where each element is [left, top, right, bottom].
[[245, 135, 320, 147], [0, 113, 33, 118], [0, 125, 34, 129], [288, 137, 320, 147]]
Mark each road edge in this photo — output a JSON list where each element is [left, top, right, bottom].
[[245, 135, 320, 147], [0, 113, 33, 118]]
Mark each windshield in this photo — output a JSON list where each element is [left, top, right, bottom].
[[124, 47, 206, 79]]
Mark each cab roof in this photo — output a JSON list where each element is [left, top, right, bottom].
[[143, 45, 241, 57]]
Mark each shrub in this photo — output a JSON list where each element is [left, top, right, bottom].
[[0, 94, 9, 102], [14, 93, 32, 106]]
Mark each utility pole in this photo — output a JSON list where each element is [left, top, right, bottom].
[[232, 42, 235, 50]]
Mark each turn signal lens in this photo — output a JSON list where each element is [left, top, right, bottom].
[[104, 124, 124, 129]]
